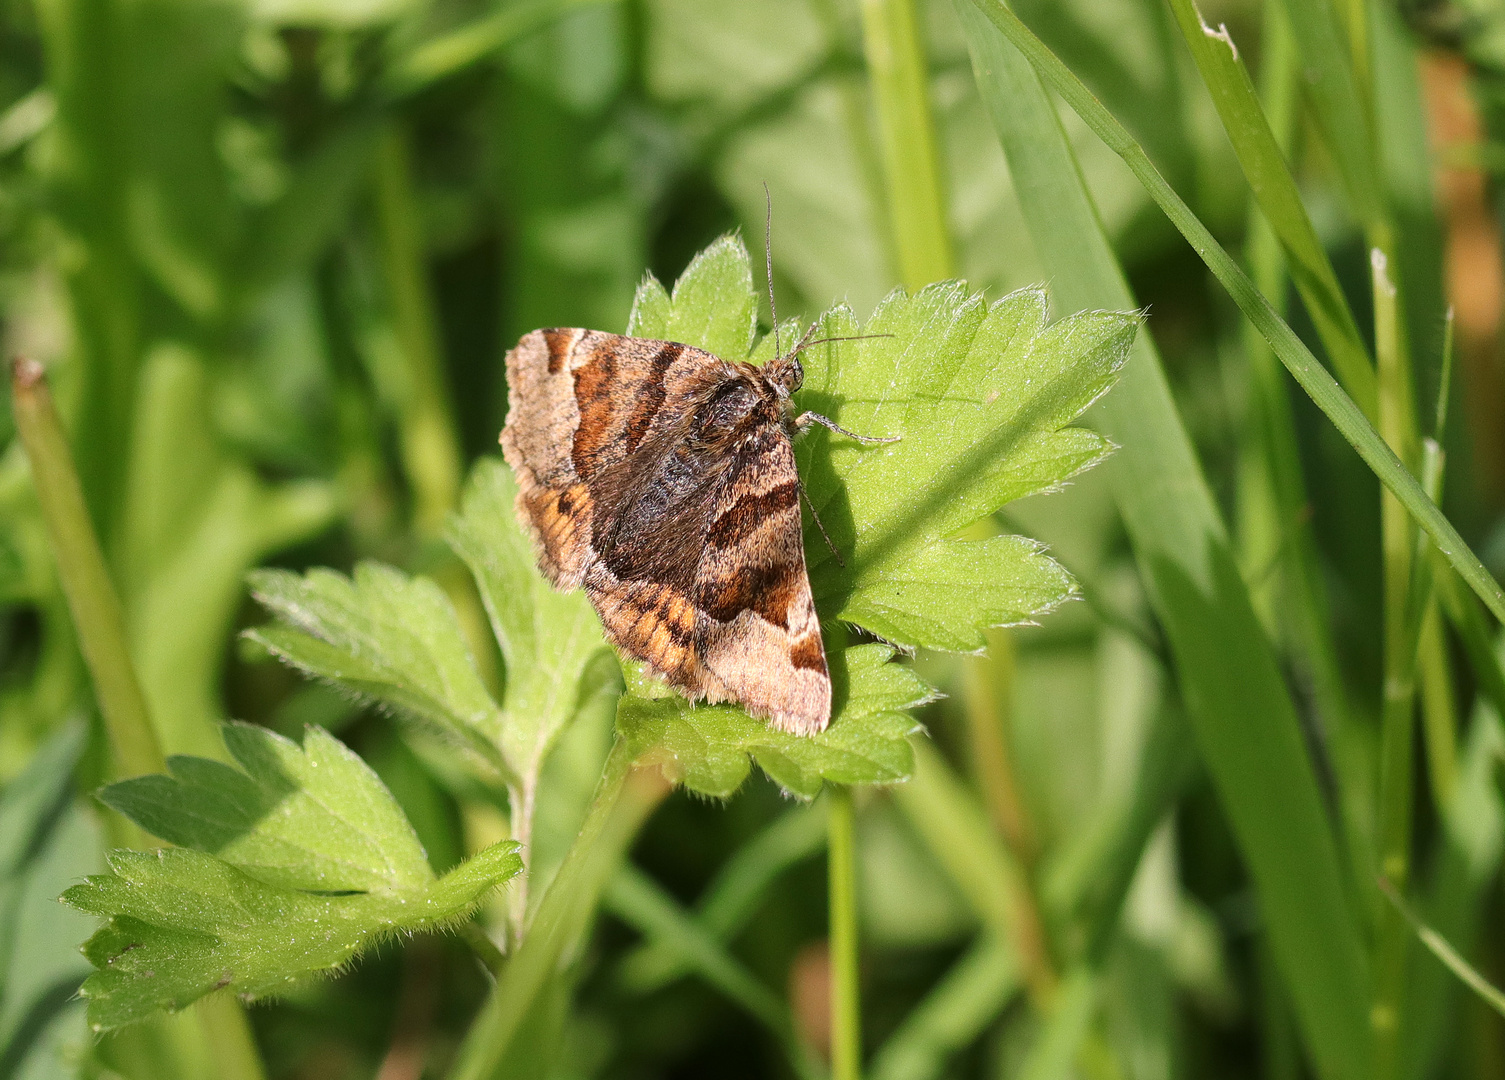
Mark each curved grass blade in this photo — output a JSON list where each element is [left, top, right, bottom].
[[954, 4, 1374, 1077], [1165, 0, 1376, 419], [962, 0, 1505, 633]]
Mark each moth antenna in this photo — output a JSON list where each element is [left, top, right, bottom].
[[789, 332, 895, 357], [764, 182, 779, 362], [799, 483, 844, 568]]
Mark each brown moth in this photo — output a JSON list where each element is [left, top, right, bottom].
[[500, 321, 891, 735]]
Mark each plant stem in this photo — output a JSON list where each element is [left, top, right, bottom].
[[447, 739, 669, 1080], [958, 632, 1058, 1005], [10, 358, 163, 778], [858, 0, 954, 289], [1235, 0, 1364, 908], [374, 123, 463, 539], [961, 628, 1035, 864], [828, 785, 861, 1080], [1371, 248, 1416, 1080], [196, 996, 269, 1080], [11, 358, 267, 1080]]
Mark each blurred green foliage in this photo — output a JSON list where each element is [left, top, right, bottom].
[[5, 0, 1505, 1077]]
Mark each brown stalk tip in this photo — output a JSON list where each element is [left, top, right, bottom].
[[11, 356, 45, 390]]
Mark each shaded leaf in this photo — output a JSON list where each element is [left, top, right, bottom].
[[792, 284, 1128, 651], [100, 723, 431, 893], [65, 724, 521, 1031]]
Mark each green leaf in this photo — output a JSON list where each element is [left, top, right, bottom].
[[628, 237, 1120, 656], [0, 724, 100, 1074], [793, 285, 1124, 650], [446, 460, 611, 788], [608, 235, 1121, 795], [99, 723, 432, 893], [65, 724, 521, 1032], [626, 233, 758, 365], [245, 563, 508, 778], [617, 644, 931, 799], [958, 0, 1505, 634]]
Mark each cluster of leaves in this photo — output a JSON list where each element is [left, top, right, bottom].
[[63, 235, 1131, 1032]]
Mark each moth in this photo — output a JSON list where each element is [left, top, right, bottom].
[[500, 303, 892, 736]]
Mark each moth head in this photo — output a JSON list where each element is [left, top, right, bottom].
[[765, 352, 803, 398]]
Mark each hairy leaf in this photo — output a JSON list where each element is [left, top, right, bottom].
[[66, 724, 521, 1031], [245, 563, 508, 778], [793, 286, 1126, 650], [100, 723, 432, 893], [617, 644, 932, 799]]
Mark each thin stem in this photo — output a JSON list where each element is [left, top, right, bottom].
[[603, 866, 824, 1080], [1379, 876, 1505, 1018], [11, 360, 268, 1080], [10, 358, 163, 777], [961, 629, 1035, 864], [1372, 249, 1416, 1080], [374, 123, 463, 539], [858, 0, 954, 289], [959, 628, 1058, 1005], [195, 996, 269, 1080], [827, 786, 861, 1080], [447, 741, 669, 1080], [1230, 0, 1367, 919]]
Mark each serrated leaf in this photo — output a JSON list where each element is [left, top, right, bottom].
[[617, 644, 932, 799], [64, 840, 519, 1032], [625, 234, 758, 364], [66, 724, 521, 1031], [446, 460, 612, 786], [605, 238, 1124, 794], [791, 284, 1130, 651], [100, 723, 432, 893], [245, 563, 508, 778], [625, 238, 1128, 654]]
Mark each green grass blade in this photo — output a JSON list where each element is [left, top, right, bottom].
[[869, 934, 1018, 1080], [10, 361, 163, 778], [1018, 967, 1096, 1080], [962, 0, 1505, 631], [602, 864, 819, 1077], [858, 0, 954, 288], [1272, 0, 1384, 232], [1379, 876, 1505, 1018], [1164, 0, 1376, 420], [619, 802, 828, 992], [955, 5, 1373, 1078], [382, 0, 618, 100]]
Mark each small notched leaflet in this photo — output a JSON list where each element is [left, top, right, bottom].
[[501, 325, 887, 735]]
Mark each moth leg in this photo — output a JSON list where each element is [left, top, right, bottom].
[[794, 411, 901, 445], [798, 483, 844, 568]]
